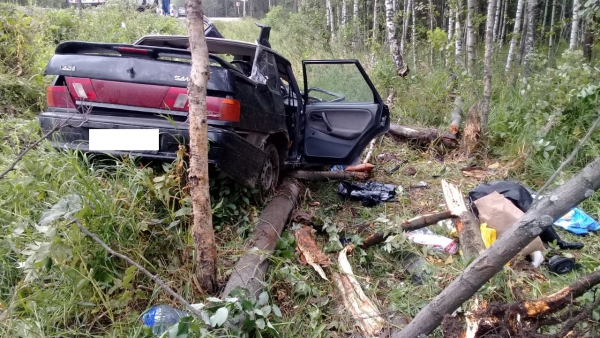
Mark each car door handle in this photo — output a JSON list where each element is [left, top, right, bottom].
[[311, 112, 333, 132]]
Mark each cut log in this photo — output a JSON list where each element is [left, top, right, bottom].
[[362, 139, 376, 164], [442, 269, 600, 337], [291, 170, 369, 181], [460, 103, 481, 155], [221, 179, 302, 299], [358, 211, 453, 248], [396, 156, 600, 337], [449, 96, 463, 135], [441, 179, 485, 258], [388, 124, 459, 149]]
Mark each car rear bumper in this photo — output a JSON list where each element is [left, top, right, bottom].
[[38, 111, 268, 188]]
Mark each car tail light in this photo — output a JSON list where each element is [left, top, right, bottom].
[[65, 77, 98, 101], [161, 88, 241, 122], [117, 46, 150, 55], [46, 86, 75, 108]]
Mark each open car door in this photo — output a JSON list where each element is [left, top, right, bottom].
[[301, 60, 389, 165]]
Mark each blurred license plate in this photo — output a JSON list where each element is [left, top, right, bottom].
[[89, 129, 159, 151]]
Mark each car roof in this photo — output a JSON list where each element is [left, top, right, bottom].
[[133, 35, 292, 66]]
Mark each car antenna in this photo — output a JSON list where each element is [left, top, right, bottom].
[[254, 23, 271, 48]]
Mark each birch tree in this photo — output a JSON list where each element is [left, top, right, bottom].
[[373, 0, 379, 40], [446, 5, 455, 66], [326, 0, 335, 38], [386, 0, 409, 76], [466, 0, 477, 73], [505, 0, 525, 73], [185, 0, 218, 293], [455, 0, 463, 66], [493, 0, 502, 41], [481, 0, 497, 133], [412, 0, 417, 72], [523, 0, 537, 77], [569, 0, 580, 49], [353, 0, 359, 21], [401, 0, 410, 53], [548, 0, 556, 59], [342, 0, 347, 26]]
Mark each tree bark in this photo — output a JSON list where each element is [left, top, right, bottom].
[[492, 0, 502, 41], [569, 0, 580, 49], [522, 0, 537, 77], [373, 0, 379, 40], [353, 0, 359, 20], [386, 0, 410, 76], [411, 0, 417, 72], [582, 19, 594, 61], [401, 0, 410, 53], [358, 211, 454, 248], [499, 0, 508, 43], [449, 96, 463, 135], [446, 5, 455, 66], [342, 0, 347, 26], [455, 0, 464, 66], [222, 179, 302, 299], [541, 0, 549, 41], [505, 0, 525, 73], [442, 180, 485, 258], [466, 0, 477, 73], [395, 156, 600, 337], [186, 0, 217, 294], [460, 104, 481, 155], [389, 124, 459, 149], [327, 0, 335, 38], [481, 0, 497, 133], [548, 0, 556, 60]]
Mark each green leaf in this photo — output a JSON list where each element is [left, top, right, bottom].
[[174, 207, 192, 217], [272, 304, 282, 317], [209, 307, 228, 327], [258, 291, 269, 306], [256, 318, 266, 330], [261, 305, 272, 316], [153, 176, 165, 183]]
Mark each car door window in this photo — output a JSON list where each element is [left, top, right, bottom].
[[304, 63, 375, 103]]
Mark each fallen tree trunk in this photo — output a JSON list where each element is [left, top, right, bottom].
[[291, 170, 369, 181], [388, 124, 459, 149], [442, 269, 600, 337], [358, 211, 453, 248], [442, 179, 485, 258], [221, 179, 302, 299], [449, 96, 463, 135], [395, 156, 600, 337]]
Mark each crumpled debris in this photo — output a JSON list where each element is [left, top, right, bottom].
[[336, 181, 397, 207], [295, 225, 331, 281]]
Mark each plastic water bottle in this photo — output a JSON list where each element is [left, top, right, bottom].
[[142, 304, 189, 336]]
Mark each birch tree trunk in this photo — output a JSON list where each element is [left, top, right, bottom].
[[412, 0, 417, 72], [541, 0, 549, 40], [523, 0, 536, 77], [353, 0, 359, 20], [429, 0, 434, 68], [548, 0, 556, 60], [401, 0, 410, 53], [500, 0, 507, 43], [466, 0, 477, 73], [342, 0, 347, 26], [505, 0, 524, 73], [455, 0, 463, 66], [481, 0, 497, 133], [373, 0, 379, 40], [569, 0, 580, 49], [446, 5, 455, 66], [386, 0, 410, 76], [493, 0, 502, 41], [396, 156, 600, 337], [185, 0, 217, 293], [326, 0, 335, 38]]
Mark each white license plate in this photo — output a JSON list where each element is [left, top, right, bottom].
[[89, 129, 159, 151]]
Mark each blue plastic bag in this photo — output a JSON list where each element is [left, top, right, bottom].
[[554, 207, 600, 235]]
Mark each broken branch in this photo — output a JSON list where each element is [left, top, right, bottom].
[[291, 170, 369, 181], [388, 124, 459, 149], [70, 218, 203, 318], [449, 96, 463, 135]]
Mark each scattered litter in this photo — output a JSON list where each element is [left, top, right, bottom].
[[309, 201, 320, 207], [331, 165, 346, 171], [142, 304, 190, 336], [345, 163, 375, 173], [406, 228, 459, 254], [547, 255, 577, 274], [553, 207, 599, 235], [336, 181, 397, 207], [295, 225, 331, 281], [479, 223, 497, 248], [333, 246, 384, 337], [401, 252, 428, 285], [409, 181, 429, 190], [530, 251, 544, 268]]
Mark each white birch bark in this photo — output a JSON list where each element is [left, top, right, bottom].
[[373, 0, 379, 40], [493, 0, 502, 41], [505, 0, 525, 73], [353, 0, 359, 20], [342, 0, 347, 26], [548, 0, 556, 59], [446, 5, 455, 66], [326, 0, 335, 38], [386, 0, 409, 75], [541, 0, 549, 39], [523, 0, 537, 77], [500, 0, 508, 43], [401, 0, 409, 53], [569, 0, 580, 49], [455, 0, 464, 66], [482, 0, 497, 132], [412, 0, 417, 72], [466, 0, 477, 73]]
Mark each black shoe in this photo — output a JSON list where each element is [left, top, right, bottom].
[[558, 241, 584, 250]]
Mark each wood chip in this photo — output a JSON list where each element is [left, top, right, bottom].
[[295, 225, 330, 280]]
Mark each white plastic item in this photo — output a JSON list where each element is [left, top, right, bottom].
[[530, 251, 544, 268], [406, 228, 459, 254]]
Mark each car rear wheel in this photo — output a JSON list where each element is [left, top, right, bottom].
[[252, 143, 280, 206]]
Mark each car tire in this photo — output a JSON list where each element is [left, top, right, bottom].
[[252, 143, 280, 206]]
